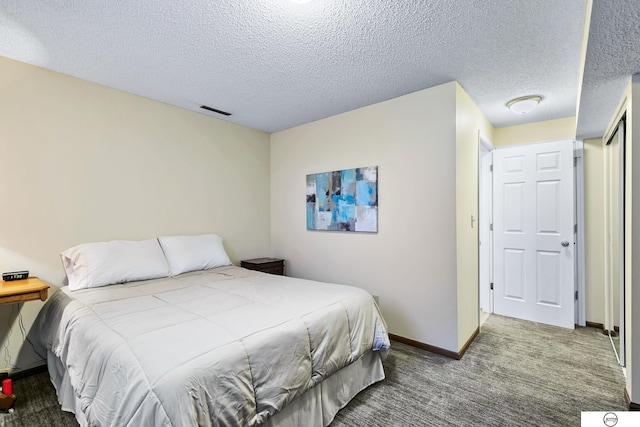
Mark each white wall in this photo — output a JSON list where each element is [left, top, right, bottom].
[[0, 57, 272, 372], [272, 82, 466, 352]]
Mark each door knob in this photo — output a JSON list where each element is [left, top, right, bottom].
[[561, 240, 570, 247]]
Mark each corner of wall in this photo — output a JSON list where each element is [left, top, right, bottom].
[[271, 82, 461, 352], [454, 84, 495, 351]]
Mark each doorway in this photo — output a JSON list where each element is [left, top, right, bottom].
[[479, 138, 582, 329]]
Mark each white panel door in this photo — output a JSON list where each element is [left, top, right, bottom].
[[493, 140, 575, 329]]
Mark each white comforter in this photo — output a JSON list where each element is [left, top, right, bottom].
[[30, 266, 389, 426]]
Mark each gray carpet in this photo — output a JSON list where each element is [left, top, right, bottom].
[[0, 315, 627, 426], [331, 315, 627, 426]]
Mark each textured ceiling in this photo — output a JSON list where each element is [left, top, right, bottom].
[[577, 0, 640, 139], [1, 0, 589, 134]]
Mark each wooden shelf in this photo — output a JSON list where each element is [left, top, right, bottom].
[[0, 277, 49, 305]]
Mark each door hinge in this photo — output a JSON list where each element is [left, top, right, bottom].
[[574, 157, 577, 167], [489, 164, 493, 172], [575, 290, 578, 301], [574, 224, 578, 234], [490, 282, 494, 290], [489, 223, 493, 231]]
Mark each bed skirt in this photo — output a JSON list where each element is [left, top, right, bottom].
[[46, 350, 385, 427]]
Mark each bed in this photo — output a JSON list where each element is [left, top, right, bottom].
[[28, 235, 390, 427]]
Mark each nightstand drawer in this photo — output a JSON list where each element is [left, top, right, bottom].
[[0, 277, 49, 305], [241, 258, 285, 276]]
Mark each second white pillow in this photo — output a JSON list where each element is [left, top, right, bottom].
[[158, 234, 232, 275]]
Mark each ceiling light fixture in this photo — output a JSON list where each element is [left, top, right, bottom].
[[507, 95, 542, 114]]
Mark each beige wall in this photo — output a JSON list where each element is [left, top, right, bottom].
[[2, 54, 593, 375], [583, 138, 606, 325], [493, 117, 576, 147], [455, 84, 494, 348], [271, 82, 461, 352], [0, 57, 271, 372]]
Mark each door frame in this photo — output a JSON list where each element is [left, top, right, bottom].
[[575, 140, 586, 327], [478, 131, 494, 324]]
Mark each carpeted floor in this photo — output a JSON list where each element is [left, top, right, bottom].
[[331, 315, 627, 426], [0, 315, 627, 426]]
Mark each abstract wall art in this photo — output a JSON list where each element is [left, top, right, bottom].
[[306, 166, 378, 232]]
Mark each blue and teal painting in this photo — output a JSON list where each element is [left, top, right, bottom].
[[306, 166, 377, 232]]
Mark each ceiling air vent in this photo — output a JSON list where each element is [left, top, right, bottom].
[[200, 105, 231, 116]]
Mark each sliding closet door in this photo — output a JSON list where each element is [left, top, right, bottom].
[[604, 121, 625, 367]]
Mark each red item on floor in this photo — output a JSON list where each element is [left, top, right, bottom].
[[1, 379, 11, 395]]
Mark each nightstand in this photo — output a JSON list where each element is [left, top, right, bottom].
[[0, 277, 49, 305], [240, 258, 285, 276]]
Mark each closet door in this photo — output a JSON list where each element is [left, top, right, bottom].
[[605, 121, 625, 366]]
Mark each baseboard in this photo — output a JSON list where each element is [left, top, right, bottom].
[[459, 327, 480, 358], [0, 365, 47, 382], [586, 321, 604, 330], [389, 327, 479, 360], [585, 321, 611, 336], [624, 388, 640, 410]]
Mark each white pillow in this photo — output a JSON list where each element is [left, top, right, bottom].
[[61, 239, 170, 291], [158, 234, 232, 275]]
